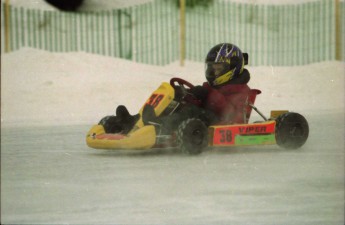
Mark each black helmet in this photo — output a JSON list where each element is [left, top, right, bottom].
[[205, 43, 245, 86]]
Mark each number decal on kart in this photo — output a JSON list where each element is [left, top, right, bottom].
[[215, 128, 234, 144], [219, 130, 232, 143], [146, 94, 164, 108]]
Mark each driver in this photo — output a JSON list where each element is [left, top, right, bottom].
[[104, 43, 251, 134], [194, 42, 251, 124], [143, 43, 251, 134]]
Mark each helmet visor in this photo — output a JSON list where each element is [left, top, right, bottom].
[[205, 62, 233, 79]]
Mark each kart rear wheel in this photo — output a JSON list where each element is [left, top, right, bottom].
[[275, 112, 309, 149], [177, 118, 208, 155]]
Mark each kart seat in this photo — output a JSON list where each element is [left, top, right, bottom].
[[243, 89, 261, 123]]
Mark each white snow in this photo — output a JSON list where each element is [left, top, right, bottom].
[[1, 48, 344, 127], [1, 48, 344, 225]]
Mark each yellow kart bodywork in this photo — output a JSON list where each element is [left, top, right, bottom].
[[86, 124, 157, 150], [86, 82, 175, 150]]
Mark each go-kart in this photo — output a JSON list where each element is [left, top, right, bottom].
[[86, 77, 309, 154]]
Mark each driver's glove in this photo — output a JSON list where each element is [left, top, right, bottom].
[[190, 85, 209, 101]]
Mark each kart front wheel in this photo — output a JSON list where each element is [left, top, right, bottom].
[[275, 112, 309, 149], [177, 118, 208, 155]]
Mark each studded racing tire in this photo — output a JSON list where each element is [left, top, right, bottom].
[[176, 118, 208, 155], [275, 112, 309, 149]]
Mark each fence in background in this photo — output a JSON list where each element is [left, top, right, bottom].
[[1, 0, 344, 66], [1, 0, 179, 65], [185, 0, 344, 65]]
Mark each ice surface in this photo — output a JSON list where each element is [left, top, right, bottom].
[[1, 48, 344, 224]]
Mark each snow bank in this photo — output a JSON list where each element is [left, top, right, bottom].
[[1, 48, 344, 127]]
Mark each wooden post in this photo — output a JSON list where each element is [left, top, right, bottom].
[[335, 0, 342, 61], [179, 0, 186, 66], [4, 0, 10, 53]]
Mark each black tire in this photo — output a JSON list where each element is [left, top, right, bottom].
[[176, 118, 208, 155], [275, 112, 309, 149]]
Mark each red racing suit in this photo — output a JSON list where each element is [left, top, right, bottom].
[[202, 69, 251, 124]]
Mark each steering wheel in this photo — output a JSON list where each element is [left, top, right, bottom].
[[170, 77, 194, 94], [170, 78, 202, 106]]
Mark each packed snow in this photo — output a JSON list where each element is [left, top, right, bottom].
[[1, 48, 344, 127], [1, 48, 344, 224]]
